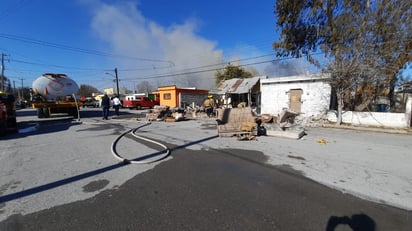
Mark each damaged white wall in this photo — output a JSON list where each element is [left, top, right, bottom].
[[406, 95, 412, 127], [327, 111, 409, 128], [260, 74, 331, 117], [326, 95, 412, 128]]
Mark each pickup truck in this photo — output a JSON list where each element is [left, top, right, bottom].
[[123, 96, 159, 110]]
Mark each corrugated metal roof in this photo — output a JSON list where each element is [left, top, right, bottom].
[[211, 76, 265, 94]]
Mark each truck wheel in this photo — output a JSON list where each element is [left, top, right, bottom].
[[37, 108, 44, 118], [72, 107, 78, 118], [7, 117, 17, 129], [0, 120, 6, 136], [137, 105, 142, 110], [43, 108, 50, 118]]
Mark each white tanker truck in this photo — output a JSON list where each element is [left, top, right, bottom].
[[31, 73, 81, 118]]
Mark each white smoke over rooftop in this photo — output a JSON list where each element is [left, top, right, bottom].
[[89, 1, 224, 90], [264, 58, 315, 77], [85, 1, 321, 92]]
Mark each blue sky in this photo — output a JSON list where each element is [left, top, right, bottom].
[[0, 0, 319, 92], [2, 0, 391, 92]]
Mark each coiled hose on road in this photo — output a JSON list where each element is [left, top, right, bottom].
[[111, 122, 170, 164]]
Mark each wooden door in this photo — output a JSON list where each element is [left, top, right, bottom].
[[289, 89, 303, 113]]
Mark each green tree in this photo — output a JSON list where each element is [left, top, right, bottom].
[[78, 84, 100, 97], [273, 0, 412, 124], [368, 0, 412, 109], [215, 65, 254, 85], [0, 75, 12, 94], [13, 87, 31, 101]]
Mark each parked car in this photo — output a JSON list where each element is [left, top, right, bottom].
[[15, 100, 27, 109], [82, 97, 99, 108]]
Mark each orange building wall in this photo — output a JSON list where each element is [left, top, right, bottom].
[[155, 85, 208, 108]]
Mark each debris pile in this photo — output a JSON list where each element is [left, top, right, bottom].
[[214, 107, 306, 140], [259, 108, 306, 139], [146, 105, 186, 122]]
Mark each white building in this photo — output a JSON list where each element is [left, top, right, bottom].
[[260, 74, 331, 117]]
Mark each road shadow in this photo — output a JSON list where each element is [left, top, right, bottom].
[[326, 214, 376, 231], [0, 134, 218, 204], [0, 119, 79, 140], [78, 108, 147, 120], [0, 109, 147, 140]]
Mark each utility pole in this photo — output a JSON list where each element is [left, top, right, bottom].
[[114, 68, 120, 97], [106, 68, 120, 96], [1, 53, 7, 92], [19, 78, 25, 100]]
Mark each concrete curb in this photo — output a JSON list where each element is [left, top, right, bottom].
[[320, 124, 412, 134]]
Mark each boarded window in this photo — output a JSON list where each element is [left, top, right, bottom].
[[163, 93, 171, 100]]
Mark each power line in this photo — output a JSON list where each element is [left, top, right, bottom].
[[4, 51, 323, 84], [0, 32, 174, 64], [123, 53, 277, 76], [121, 54, 319, 81], [9, 58, 105, 71], [5, 51, 278, 75], [0, 33, 279, 74]]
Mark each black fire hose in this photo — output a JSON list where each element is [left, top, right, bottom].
[[111, 122, 170, 164]]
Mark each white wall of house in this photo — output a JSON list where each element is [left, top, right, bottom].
[[327, 111, 409, 128], [326, 94, 412, 128], [406, 96, 412, 127], [261, 75, 331, 117]]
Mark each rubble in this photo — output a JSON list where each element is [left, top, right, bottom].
[[214, 107, 306, 140], [146, 105, 186, 122], [144, 104, 306, 140], [258, 108, 306, 140]]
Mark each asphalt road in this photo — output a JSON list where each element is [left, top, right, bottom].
[[0, 108, 411, 230]]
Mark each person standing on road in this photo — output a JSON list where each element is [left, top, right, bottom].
[[203, 95, 215, 117], [101, 94, 111, 120], [112, 95, 121, 116]]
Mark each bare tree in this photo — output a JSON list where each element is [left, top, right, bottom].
[[136, 81, 155, 94], [78, 84, 100, 97]]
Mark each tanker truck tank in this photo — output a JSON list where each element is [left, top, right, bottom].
[[31, 73, 81, 119], [32, 73, 79, 100]]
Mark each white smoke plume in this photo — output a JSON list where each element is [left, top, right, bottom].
[[88, 1, 224, 90]]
